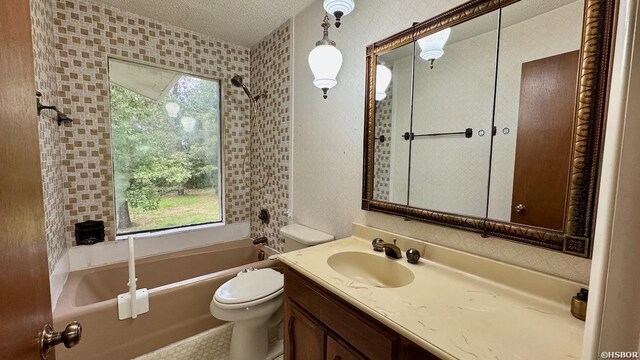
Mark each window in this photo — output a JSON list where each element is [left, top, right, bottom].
[[108, 58, 222, 234]]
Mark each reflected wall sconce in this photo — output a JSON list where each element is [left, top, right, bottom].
[[417, 28, 451, 69], [323, 0, 355, 28], [308, 15, 343, 99], [375, 64, 392, 101], [165, 102, 180, 118], [180, 116, 196, 132]]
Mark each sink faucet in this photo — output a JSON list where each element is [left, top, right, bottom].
[[381, 239, 402, 259]]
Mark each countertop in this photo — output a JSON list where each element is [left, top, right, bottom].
[[277, 231, 585, 360]]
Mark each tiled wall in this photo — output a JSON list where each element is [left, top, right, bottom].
[[53, 0, 252, 244], [373, 81, 393, 201], [292, 0, 592, 283], [30, 0, 67, 273], [249, 21, 292, 252]]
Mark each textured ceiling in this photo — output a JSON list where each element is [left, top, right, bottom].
[[97, 0, 317, 47]]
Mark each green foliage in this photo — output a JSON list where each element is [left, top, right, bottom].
[[124, 188, 221, 233], [110, 74, 221, 220]]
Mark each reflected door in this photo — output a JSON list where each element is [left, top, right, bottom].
[[510, 50, 579, 230]]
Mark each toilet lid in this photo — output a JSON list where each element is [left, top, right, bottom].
[[215, 268, 284, 305]]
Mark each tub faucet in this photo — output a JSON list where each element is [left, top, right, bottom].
[[381, 239, 402, 260], [253, 237, 268, 245]]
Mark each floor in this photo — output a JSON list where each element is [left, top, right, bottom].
[[134, 323, 284, 360]]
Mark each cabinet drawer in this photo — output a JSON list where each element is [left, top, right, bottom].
[[285, 269, 397, 360], [326, 335, 365, 360]]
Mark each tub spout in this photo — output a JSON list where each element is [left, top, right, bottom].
[[253, 237, 268, 246]]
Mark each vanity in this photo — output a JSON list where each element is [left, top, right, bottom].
[[279, 225, 585, 359], [279, 0, 615, 358], [284, 267, 435, 360]]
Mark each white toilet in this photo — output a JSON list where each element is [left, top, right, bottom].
[[279, 223, 335, 252], [210, 224, 333, 360], [210, 268, 284, 360]]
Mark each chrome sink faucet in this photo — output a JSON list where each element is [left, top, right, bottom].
[[371, 238, 402, 259]]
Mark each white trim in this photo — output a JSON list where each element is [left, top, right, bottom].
[[50, 249, 70, 311], [68, 222, 250, 271], [288, 15, 296, 222], [583, 0, 637, 357]]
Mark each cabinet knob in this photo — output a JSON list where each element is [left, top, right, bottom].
[[514, 203, 526, 213]]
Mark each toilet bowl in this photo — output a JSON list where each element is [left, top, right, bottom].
[[210, 268, 284, 360]]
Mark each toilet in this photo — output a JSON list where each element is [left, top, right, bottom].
[[279, 223, 335, 252], [210, 224, 333, 360], [210, 268, 284, 360]]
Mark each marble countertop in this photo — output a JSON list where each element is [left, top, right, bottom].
[[278, 233, 585, 360]]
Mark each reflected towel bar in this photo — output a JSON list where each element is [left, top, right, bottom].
[[402, 128, 472, 140]]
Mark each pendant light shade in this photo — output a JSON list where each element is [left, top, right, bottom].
[[180, 116, 196, 132], [417, 28, 451, 68], [309, 15, 343, 99], [375, 64, 392, 101], [165, 102, 180, 118], [309, 45, 343, 99], [323, 0, 355, 28]]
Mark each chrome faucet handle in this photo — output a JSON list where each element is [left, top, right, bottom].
[[406, 248, 421, 264], [372, 238, 385, 252]]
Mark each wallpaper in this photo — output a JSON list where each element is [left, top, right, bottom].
[[53, 0, 252, 245], [249, 20, 292, 252], [292, 0, 591, 283], [30, 0, 67, 273]]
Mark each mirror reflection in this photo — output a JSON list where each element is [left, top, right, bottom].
[[373, 42, 415, 204], [487, 0, 584, 230], [407, 10, 500, 217], [372, 0, 585, 229]]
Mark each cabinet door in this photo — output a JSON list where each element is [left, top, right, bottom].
[[285, 298, 325, 360], [326, 335, 365, 360], [398, 337, 440, 360]]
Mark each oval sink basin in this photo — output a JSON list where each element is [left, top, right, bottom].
[[327, 252, 415, 288]]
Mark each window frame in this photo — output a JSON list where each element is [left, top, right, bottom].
[[107, 56, 226, 236]]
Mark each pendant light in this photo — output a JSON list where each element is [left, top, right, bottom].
[[308, 15, 343, 99], [165, 102, 180, 118], [180, 116, 196, 132], [375, 64, 392, 101], [323, 0, 355, 28], [417, 28, 451, 69]]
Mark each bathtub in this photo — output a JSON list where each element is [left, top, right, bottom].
[[53, 239, 280, 360]]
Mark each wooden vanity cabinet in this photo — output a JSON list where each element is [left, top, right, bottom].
[[284, 267, 439, 360]]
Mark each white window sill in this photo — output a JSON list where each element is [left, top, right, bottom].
[[115, 221, 225, 241], [69, 221, 250, 271]]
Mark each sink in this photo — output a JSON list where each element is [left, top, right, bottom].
[[327, 252, 415, 288]]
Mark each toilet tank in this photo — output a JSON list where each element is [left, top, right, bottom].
[[279, 224, 334, 253]]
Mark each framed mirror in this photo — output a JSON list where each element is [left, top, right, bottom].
[[362, 0, 617, 257]]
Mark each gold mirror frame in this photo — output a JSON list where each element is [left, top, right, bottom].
[[362, 0, 618, 257]]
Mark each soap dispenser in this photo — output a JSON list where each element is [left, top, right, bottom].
[[571, 288, 588, 321]]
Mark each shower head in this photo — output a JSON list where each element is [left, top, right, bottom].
[[230, 74, 267, 102], [230, 74, 252, 99], [231, 74, 244, 88]]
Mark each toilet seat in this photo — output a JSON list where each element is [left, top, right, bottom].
[[214, 268, 284, 310]]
